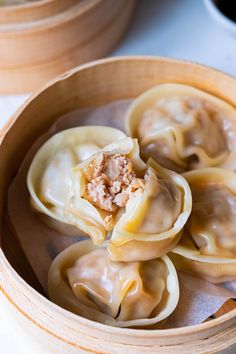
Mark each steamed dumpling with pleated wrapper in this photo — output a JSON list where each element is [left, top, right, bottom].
[[170, 168, 236, 283], [28, 129, 192, 260], [126, 83, 236, 173], [70, 137, 192, 261], [48, 240, 179, 328]]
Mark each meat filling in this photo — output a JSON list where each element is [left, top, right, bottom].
[[81, 153, 145, 213]]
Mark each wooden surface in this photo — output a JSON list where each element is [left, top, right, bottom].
[[0, 0, 136, 93], [1, 57, 236, 352]]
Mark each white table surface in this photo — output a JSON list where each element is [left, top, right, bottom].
[[1, 0, 236, 353]]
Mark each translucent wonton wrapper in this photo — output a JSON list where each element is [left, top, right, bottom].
[[27, 126, 126, 243], [72, 137, 191, 260], [126, 83, 236, 172], [48, 240, 179, 328], [107, 158, 192, 261], [170, 168, 236, 283]]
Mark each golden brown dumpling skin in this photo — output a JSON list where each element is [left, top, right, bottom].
[[171, 168, 236, 283], [126, 84, 236, 172], [48, 241, 179, 327]]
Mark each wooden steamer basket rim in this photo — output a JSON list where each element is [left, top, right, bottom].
[[0, 0, 112, 32], [1, 56, 236, 353], [0, 0, 91, 24], [0, 0, 64, 11]]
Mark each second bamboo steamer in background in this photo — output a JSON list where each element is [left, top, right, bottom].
[[0, 0, 136, 94]]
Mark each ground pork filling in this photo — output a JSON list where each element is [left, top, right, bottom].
[[81, 153, 145, 215]]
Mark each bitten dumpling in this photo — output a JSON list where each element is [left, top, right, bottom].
[[28, 129, 191, 261], [48, 240, 179, 328], [70, 137, 191, 259], [170, 168, 236, 283], [27, 126, 126, 240], [126, 83, 236, 172]]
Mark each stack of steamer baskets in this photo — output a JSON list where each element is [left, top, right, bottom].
[[0, 0, 136, 93], [1, 57, 236, 354]]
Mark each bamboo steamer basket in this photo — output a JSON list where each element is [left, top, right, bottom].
[[0, 0, 136, 94], [1, 57, 236, 353]]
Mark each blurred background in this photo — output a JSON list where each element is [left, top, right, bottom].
[[1, 0, 236, 127]]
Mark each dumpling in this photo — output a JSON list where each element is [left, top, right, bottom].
[[27, 126, 126, 240], [126, 83, 236, 172], [170, 168, 236, 283], [28, 128, 191, 253], [70, 137, 191, 258], [48, 240, 179, 328]]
